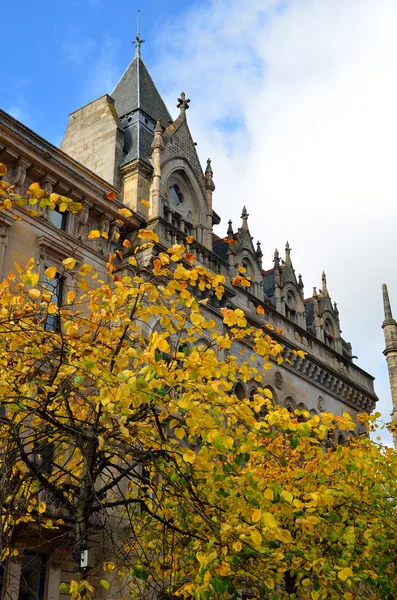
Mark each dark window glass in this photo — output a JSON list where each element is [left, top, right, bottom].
[[234, 382, 245, 401], [18, 553, 46, 600], [50, 206, 67, 231], [169, 184, 184, 206], [45, 271, 64, 331]]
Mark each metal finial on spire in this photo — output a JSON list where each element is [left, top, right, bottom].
[[133, 9, 145, 57], [177, 91, 190, 111]]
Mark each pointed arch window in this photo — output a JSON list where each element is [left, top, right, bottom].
[[324, 318, 334, 348], [285, 290, 297, 323]]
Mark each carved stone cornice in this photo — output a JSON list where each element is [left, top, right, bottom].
[[120, 159, 153, 179], [281, 345, 377, 413]]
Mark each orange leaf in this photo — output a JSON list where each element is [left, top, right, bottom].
[[123, 239, 132, 248], [138, 229, 159, 243], [106, 191, 117, 201], [256, 305, 265, 315], [223, 237, 237, 246], [186, 235, 194, 244], [0, 163, 6, 177], [186, 253, 196, 265], [29, 182, 40, 191]]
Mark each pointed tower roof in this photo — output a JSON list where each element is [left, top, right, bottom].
[[111, 14, 171, 128], [112, 57, 172, 127]]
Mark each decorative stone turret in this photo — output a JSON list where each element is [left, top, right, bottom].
[[382, 284, 397, 448]]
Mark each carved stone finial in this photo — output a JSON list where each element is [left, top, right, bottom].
[[274, 248, 280, 268], [241, 206, 249, 229], [205, 158, 215, 191], [298, 273, 304, 289], [151, 118, 164, 151], [313, 286, 318, 298], [177, 91, 190, 111], [383, 283, 393, 321], [285, 241, 291, 265], [132, 9, 145, 57], [322, 270, 328, 295], [227, 219, 234, 237], [333, 301, 339, 315], [256, 240, 263, 259]]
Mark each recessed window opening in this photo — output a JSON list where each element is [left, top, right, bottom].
[[169, 184, 184, 206], [50, 205, 67, 231]]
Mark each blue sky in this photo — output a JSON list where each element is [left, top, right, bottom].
[[1, 0, 203, 144], [3, 0, 397, 444]]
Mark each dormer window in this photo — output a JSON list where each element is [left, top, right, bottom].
[[169, 184, 184, 206]]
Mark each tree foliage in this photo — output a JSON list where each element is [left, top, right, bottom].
[[0, 168, 396, 600]]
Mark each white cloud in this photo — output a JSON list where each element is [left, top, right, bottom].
[[154, 0, 397, 444]]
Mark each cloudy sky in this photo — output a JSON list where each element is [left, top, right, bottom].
[[2, 0, 396, 444]]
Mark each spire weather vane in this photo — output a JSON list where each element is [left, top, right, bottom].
[[133, 9, 145, 57]]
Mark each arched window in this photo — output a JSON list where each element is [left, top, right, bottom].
[[324, 318, 334, 348], [168, 183, 184, 206], [284, 396, 296, 413], [285, 290, 297, 323], [234, 382, 245, 401]]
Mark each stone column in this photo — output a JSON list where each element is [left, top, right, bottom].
[[204, 159, 215, 250], [151, 119, 164, 219], [382, 284, 397, 448], [46, 562, 62, 600]]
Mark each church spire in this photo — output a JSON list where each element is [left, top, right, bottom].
[[133, 9, 145, 57], [382, 284, 397, 448]]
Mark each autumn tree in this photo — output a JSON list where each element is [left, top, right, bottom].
[[0, 168, 397, 600]]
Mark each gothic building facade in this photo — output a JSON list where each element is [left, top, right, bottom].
[[0, 35, 377, 600]]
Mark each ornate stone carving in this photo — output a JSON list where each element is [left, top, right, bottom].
[[12, 157, 30, 190], [318, 396, 326, 411], [76, 202, 90, 240], [274, 371, 283, 389]]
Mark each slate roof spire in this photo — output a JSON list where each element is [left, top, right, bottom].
[[111, 21, 172, 164]]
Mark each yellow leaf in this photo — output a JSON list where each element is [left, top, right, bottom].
[[67, 291, 76, 304], [38, 501, 46, 514], [174, 427, 185, 440], [264, 488, 274, 501], [311, 591, 320, 600], [263, 512, 277, 529], [251, 509, 262, 523], [232, 541, 242, 552], [101, 231, 108, 239], [215, 562, 232, 576], [28, 289, 41, 299], [338, 567, 353, 582], [78, 264, 92, 276], [98, 435, 105, 450], [264, 578, 274, 590], [45, 266, 57, 280], [281, 490, 293, 503], [100, 580, 110, 590], [250, 530, 262, 546], [118, 208, 133, 217], [88, 229, 100, 239], [62, 257, 76, 269], [138, 229, 159, 242], [140, 199, 150, 208]]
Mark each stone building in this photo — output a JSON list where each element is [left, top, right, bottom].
[[0, 31, 377, 600]]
